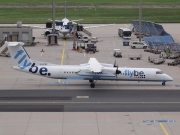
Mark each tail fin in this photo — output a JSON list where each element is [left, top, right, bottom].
[[7, 42, 32, 70]]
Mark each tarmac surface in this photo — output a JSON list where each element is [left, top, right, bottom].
[[0, 90, 180, 112], [0, 23, 180, 135]]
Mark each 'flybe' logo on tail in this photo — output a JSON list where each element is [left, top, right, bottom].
[[123, 70, 146, 78], [14, 50, 32, 70]]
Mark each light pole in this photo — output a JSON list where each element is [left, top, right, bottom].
[[52, 0, 55, 33], [139, 0, 142, 42], [72, 24, 77, 50], [47, 0, 58, 45]]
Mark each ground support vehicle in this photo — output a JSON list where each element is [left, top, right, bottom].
[[144, 47, 151, 52], [168, 58, 180, 66], [123, 40, 130, 46], [82, 36, 89, 43], [85, 44, 96, 53], [152, 50, 163, 54], [148, 56, 158, 63], [169, 52, 180, 59], [113, 49, 122, 58], [153, 58, 165, 64], [90, 37, 98, 44], [128, 54, 142, 60]]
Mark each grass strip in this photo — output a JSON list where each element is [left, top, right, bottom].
[[0, 8, 179, 24], [0, 0, 179, 6]]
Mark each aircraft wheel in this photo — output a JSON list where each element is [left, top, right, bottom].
[[89, 80, 94, 83], [90, 83, 95, 88], [162, 82, 166, 86]]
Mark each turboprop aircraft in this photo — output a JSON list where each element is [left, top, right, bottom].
[[7, 42, 173, 88]]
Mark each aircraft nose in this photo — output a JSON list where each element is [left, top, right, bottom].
[[166, 74, 173, 81], [169, 76, 173, 81]]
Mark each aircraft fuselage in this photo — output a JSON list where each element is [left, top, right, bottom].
[[13, 65, 173, 82]]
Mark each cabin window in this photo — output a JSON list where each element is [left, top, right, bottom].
[[156, 71, 164, 74]]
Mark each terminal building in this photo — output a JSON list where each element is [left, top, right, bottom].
[[0, 25, 34, 46]]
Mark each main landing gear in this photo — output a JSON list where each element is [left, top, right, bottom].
[[89, 80, 96, 88], [162, 81, 166, 86]]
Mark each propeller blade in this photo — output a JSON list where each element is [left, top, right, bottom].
[[114, 60, 117, 67]]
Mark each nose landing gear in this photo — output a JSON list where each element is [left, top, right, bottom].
[[162, 81, 166, 86]]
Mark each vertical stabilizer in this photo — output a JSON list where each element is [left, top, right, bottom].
[[7, 42, 32, 70]]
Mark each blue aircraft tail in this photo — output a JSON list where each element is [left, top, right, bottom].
[[7, 42, 32, 70]]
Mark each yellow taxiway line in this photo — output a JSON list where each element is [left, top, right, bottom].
[[58, 40, 66, 82], [160, 123, 169, 135]]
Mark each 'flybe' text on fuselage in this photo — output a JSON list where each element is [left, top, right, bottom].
[[123, 69, 146, 78]]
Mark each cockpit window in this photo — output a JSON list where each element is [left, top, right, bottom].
[[156, 70, 164, 74]]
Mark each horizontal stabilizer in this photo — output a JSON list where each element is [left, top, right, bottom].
[[7, 42, 24, 47]]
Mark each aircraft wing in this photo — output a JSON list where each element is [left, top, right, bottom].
[[88, 58, 103, 73], [48, 19, 62, 22], [71, 19, 83, 22], [22, 24, 60, 32], [22, 25, 46, 29], [84, 24, 115, 29], [48, 19, 83, 24]]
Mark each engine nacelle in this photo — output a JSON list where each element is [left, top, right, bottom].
[[44, 29, 51, 37]]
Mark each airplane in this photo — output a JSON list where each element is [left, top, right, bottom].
[[43, 1, 81, 38], [23, 1, 115, 39], [41, 1, 115, 38], [7, 42, 173, 88]]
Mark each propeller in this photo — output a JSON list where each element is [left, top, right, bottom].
[[116, 66, 121, 75], [114, 60, 117, 67], [113, 60, 121, 79]]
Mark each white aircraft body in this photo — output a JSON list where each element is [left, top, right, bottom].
[[43, 1, 79, 37], [43, 1, 114, 38], [7, 42, 173, 88]]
